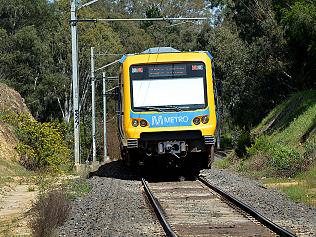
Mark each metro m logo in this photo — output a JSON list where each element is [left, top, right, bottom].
[[151, 115, 190, 127], [152, 116, 164, 126]]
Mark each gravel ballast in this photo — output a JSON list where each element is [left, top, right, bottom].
[[200, 168, 316, 237], [58, 160, 316, 237], [58, 161, 163, 237]]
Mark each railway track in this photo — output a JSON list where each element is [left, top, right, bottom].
[[142, 176, 297, 237]]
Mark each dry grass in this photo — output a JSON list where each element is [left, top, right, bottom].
[[29, 189, 70, 237], [247, 154, 269, 171]]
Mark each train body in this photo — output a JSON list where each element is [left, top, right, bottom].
[[118, 47, 219, 168]]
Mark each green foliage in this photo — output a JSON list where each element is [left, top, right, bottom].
[[0, 155, 32, 188], [236, 160, 247, 172], [304, 138, 316, 164], [67, 178, 91, 199], [1, 113, 71, 172], [280, 1, 316, 89], [254, 90, 316, 137], [247, 136, 308, 177], [268, 144, 301, 173], [235, 130, 252, 158], [247, 136, 311, 177], [244, 91, 316, 177], [246, 135, 271, 157], [214, 157, 231, 169], [220, 133, 233, 149], [280, 178, 316, 207]]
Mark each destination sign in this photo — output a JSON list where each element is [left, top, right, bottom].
[[148, 64, 187, 78]]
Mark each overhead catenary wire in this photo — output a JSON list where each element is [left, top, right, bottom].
[[96, 53, 124, 56], [95, 59, 120, 72], [72, 17, 209, 24]]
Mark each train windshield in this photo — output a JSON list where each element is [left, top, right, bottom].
[[130, 62, 207, 111]]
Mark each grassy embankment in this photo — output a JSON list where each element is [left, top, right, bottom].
[[215, 90, 316, 206]]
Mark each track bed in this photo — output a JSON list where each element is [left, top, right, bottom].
[[145, 180, 279, 237]]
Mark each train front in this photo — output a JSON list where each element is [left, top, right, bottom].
[[119, 49, 217, 168]]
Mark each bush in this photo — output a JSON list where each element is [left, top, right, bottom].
[[269, 144, 301, 175], [220, 134, 233, 149], [1, 112, 72, 172], [235, 130, 252, 158], [246, 135, 270, 157], [30, 189, 70, 237]]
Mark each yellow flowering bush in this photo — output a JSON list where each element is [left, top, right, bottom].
[[1, 112, 72, 172]]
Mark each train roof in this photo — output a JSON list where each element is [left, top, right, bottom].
[[119, 47, 213, 63], [141, 47, 180, 54]]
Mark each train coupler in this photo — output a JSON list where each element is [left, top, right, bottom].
[[157, 141, 186, 158]]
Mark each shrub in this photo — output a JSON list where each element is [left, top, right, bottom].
[[220, 134, 233, 149], [246, 135, 270, 157], [235, 130, 252, 158], [269, 144, 301, 175], [1, 112, 72, 172]]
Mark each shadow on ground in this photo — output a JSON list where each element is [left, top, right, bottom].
[[89, 160, 139, 180], [89, 159, 199, 182]]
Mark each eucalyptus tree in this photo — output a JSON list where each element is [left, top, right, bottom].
[[198, 0, 292, 127]]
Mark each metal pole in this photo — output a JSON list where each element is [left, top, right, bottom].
[[91, 47, 97, 163], [71, 1, 80, 165], [102, 72, 108, 162]]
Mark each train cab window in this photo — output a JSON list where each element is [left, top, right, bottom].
[[130, 62, 207, 112]]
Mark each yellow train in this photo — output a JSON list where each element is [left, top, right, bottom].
[[118, 47, 219, 169]]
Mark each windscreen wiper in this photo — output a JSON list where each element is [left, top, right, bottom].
[[138, 106, 164, 112], [156, 105, 184, 111], [138, 106, 189, 112]]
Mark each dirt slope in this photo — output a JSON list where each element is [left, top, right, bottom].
[[0, 83, 35, 236], [0, 82, 30, 162]]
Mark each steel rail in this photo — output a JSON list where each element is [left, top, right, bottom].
[[198, 175, 297, 237], [141, 178, 178, 237]]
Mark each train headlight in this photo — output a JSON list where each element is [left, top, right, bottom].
[[140, 119, 148, 127], [201, 116, 209, 124], [193, 117, 201, 125], [132, 119, 139, 127]]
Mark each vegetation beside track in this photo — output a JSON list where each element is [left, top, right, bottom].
[[0, 83, 80, 236], [215, 90, 316, 206], [29, 175, 90, 237]]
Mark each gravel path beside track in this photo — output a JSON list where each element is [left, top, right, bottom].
[[200, 168, 316, 237], [58, 161, 164, 237]]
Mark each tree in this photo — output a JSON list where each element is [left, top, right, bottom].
[[197, 0, 293, 127], [280, 1, 316, 89]]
